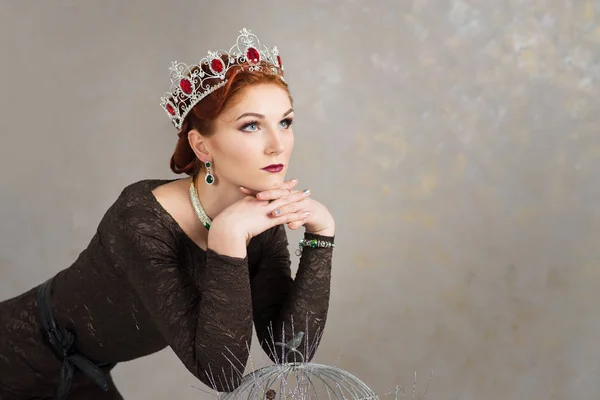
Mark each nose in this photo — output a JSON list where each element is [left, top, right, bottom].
[[264, 128, 285, 155]]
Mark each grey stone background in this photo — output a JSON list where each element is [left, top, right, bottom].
[[1, 1, 599, 399]]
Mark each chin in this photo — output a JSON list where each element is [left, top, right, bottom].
[[263, 180, 285, 191], [249, 175, 286, 192]]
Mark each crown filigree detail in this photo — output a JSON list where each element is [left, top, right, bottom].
[[160, 28, 284, 130]]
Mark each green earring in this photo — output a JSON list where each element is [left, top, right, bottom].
[[204, 161, 214, 185]]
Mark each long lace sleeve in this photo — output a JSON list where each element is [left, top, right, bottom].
[[250, 224, 333, 364], [108, 207, 253, 392]]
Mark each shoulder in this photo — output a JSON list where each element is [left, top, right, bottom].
[[99, 179, 179, 242], [116, 179, 172, 209]]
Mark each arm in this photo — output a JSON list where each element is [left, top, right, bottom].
[[250, 224, 333, 364], [109, 208, 253, 392]]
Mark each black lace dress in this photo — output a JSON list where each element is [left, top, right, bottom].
[[0, 180, 333, 399]]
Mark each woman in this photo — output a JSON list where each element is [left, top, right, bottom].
[[0, 28, 335, 399]]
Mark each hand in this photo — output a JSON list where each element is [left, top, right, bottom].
[[211, 179, 312, 244], [242, 184, 335, 236]]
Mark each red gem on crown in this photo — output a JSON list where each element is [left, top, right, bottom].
[[210, 59, 224, 73], [179, 78, 193, 95], [246, 47, 260, 64]]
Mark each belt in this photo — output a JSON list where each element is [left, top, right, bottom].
[[36, 278, 111, 399]]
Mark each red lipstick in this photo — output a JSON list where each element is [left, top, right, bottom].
[[262, 164, 284, 173]]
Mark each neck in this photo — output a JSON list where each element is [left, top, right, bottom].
[[191, 174, 244, 221]]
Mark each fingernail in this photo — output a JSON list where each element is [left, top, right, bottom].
[[304, 211, 310, 216], [257, 193, 263, 198], [303, 189, 310, 195], [274, 209, 281, 215]]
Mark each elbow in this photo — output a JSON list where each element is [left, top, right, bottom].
[[192, 346, 250, 393], [196, 368, 244, 393]]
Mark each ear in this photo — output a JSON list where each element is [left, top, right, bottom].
[[188, 129, 212, 164]]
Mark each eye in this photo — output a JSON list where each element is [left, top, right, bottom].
[[280, 117, 294, 129], [240, 121, 260, 132]]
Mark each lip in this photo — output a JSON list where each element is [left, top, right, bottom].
[[261, 164, 284, 173]]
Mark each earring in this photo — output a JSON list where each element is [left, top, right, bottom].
[[204, 161, 214, 185]]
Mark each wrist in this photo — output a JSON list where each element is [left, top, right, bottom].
[[296, 232, 335, 256], [207, 221, 248, 258], [305, 224, 335, 237]]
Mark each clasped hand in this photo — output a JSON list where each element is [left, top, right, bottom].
[[212, 179, 335, 242]]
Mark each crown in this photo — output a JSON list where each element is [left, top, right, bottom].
[[160, 28, 284, 130]]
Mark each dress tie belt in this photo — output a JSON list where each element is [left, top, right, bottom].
[[36, 278, 111, 399]]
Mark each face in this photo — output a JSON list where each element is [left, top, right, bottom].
[[202, 83, 295, 192]]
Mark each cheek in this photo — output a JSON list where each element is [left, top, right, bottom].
[[219, 136, 259, 164], [285, 133, 295, 153]]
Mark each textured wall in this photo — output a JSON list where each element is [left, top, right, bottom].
[[1, 1, 599, 399]]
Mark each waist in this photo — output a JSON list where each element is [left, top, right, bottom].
[[36, 277, 113, 399]]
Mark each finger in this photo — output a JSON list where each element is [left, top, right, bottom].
[[288, 218, 308, 230], [256, 189, 287, 201], [275, 211, 310, 226], [270, 197, 310, 217], [239, 179, 298, 197], [256, 181, 300, 201], [269, 190, 311, 213], [280, 178, 299, 191], [257, 187, 294, 201]]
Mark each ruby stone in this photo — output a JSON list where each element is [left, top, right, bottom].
[[179, 78, 193, 95], [246, 47, 260, 63], [211, 58, 224, 73]]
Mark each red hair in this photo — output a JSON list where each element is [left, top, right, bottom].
[[169, 57, 292, 176]]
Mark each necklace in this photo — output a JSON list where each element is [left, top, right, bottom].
[[189, 178, 212, 231]]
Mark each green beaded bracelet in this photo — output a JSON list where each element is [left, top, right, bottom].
[[295, 238, 335, 256]]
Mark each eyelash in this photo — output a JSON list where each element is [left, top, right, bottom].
[[240, 117, 294, 132]]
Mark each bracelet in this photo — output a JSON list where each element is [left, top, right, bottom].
[[295, 238, 335, 256]]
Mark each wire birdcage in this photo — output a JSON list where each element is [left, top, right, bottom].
[[215, 331, 393, 400], [201, 330, 431, 400], [219, 360, 379, 400]]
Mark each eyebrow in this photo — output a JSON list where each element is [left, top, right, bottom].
[[235, 108, 294, 121]]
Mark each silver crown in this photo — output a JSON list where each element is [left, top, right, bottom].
[[160, 28, 284, 130]]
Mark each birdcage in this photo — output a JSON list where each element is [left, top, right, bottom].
[[207, 330, 433, 400], [217, 331, 381, 400], [219, 360, 379, 400]]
